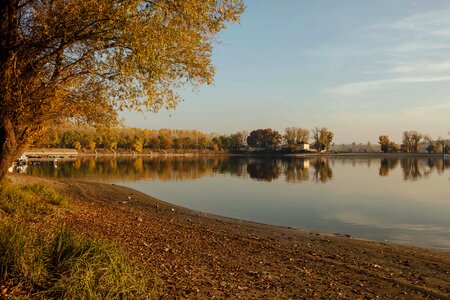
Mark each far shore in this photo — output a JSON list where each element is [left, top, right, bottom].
[[7, 173, 450, 299], [24, 147, 449, 159]]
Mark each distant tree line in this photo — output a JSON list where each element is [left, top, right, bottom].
[[379, 131, 449, 154], [38, 126, 334, 153]]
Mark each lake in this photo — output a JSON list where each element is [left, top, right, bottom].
[[19, 155, 450, 251]]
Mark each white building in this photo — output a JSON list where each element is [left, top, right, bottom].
[[299, 143, 310, 150]]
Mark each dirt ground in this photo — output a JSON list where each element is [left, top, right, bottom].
[[8, 174, 450, 299]]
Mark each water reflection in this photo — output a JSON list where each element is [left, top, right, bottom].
[[379, 158, 400, 177], [21, 156, 450, 251], [25, 156, 449, 182], [311, 158, 333, 183], [247, 159, 281, 182]]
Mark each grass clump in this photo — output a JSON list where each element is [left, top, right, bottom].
[[0, 179, 155, 299], [0, 180, 68, 219], [0, 221, 48, 288], [46, 227, 153, 299], [26, 184, 68, 206]]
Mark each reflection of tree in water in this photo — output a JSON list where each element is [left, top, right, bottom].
[[311, 158, 333, 183], [399, 158, 450, 181], [379, 157, 449, 180], [27, 157, 219, 181], [213, 158, 248, 178], [73, 159, 81, 170], [133, 157, 144, 173], [108, 158, 117, 170], [401, 158, 424, 181], [426, 158, 450, 175], [88, 158, 96, 171], [246, 159, 281, 182], [283, 158, 310, 183], [26, 157, 316, 183], [379, 158, 400, 176], [26, 156, 448, 183]]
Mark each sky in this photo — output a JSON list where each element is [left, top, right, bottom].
[[123, 0, 450, 144]]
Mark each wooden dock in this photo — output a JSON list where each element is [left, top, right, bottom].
[[23, 148, 79, 158]]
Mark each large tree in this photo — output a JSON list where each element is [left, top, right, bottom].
[[378, 135, 399, 153], [311, 127, 333, 152], [401, 130, 424, 153], [284, 127, 309, 146], [379, 135, 390, 153], [247, 128, 282, 150], [0, 0, 244, 179]]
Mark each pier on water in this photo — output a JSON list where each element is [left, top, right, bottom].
[[23, 148, 78, 160]]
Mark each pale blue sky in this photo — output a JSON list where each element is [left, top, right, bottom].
[[123, 0, 450, 143]]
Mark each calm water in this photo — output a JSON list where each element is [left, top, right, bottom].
[[20, 156, 450, 251]]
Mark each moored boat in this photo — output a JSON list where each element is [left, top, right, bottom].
[[16, 154, 28, 166]]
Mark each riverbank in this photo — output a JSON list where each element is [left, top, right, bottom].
[[6, 174, 450, 299], [24, 147, 449, 159]]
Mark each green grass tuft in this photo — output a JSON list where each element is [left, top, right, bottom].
[[0, 180, 68, 219], [26, 184, 68, 206], [45, 227, 153, 299], [0, 221, 47, 287]]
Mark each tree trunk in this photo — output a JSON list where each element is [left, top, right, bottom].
[[0, 117, 20, 180]]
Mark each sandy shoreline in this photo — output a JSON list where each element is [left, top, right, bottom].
[[8, 174, 450, 299]]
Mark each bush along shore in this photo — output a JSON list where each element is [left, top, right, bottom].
[[2, 174, 450, 299]]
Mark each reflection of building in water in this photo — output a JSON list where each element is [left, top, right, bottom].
[[283, 159, 310, 183], [300, 159, 309, 169]]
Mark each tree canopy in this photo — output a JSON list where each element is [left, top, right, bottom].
[[247, 129, 282, 150], [401, 131, 424, 153], [0, 0, 244, 179], [284, 127, 309, 146], [311, 127, 333, 152]]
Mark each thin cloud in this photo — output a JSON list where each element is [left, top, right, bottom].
[[401, 101, 450, 118], [388, 60, 450, 73], [330, 76, 450, 96], [385, 8, 450, 33]]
